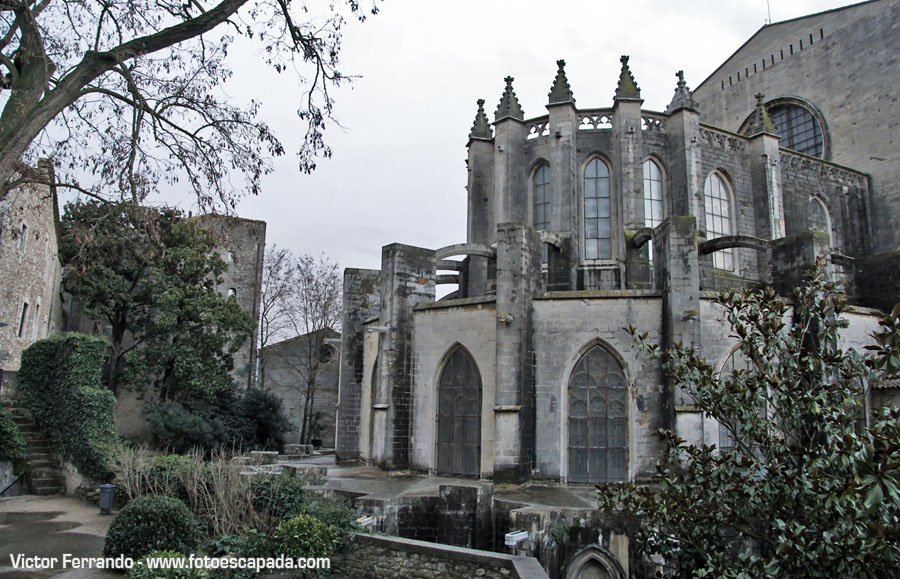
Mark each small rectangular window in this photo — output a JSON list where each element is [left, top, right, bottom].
[[31, 305, 40, 340], [18, 224, 27, 252], [18, 303, 29, 337]]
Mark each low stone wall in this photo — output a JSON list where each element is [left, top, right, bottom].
[[334, 534, 548, 579]]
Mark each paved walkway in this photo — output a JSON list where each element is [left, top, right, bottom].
[[0, 495, 117, 578], [285, 454, 598, 511]]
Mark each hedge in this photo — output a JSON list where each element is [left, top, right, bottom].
[[0, 405, 26, 463], [17, 334, 119, 481]]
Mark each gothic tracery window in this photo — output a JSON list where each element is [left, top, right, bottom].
[[704, 172, 736, 271], [568, 345, 627, 483], [584, 158, 612, 260]]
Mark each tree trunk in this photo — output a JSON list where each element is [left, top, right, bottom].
[[0, 0, 250, 196]]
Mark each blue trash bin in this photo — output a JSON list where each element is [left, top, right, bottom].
[[99, 484, 117, 513]]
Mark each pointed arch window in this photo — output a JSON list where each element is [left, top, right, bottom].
[[584, 159, 612, 260], [704, 172, 735, 271], [533, 165, 551, 230], [642, 159, 664, 264], [568, 345, 627, 483], [807, 197, 831, 245], [436, 348, 482, 477]]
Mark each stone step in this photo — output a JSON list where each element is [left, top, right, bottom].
[[26, 452, 56, 461], [31, 484, 65, 496], [26, 459, 58, 469]]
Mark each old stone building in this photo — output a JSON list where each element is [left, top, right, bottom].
[[693, 0, 899, 253], [61, 213, 266, 440], [0, 161, 64, 379], [192, 214, 267, 390], [335, 1, 898, 574], [260, 328, 341, 447]]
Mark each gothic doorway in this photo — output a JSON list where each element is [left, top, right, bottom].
[[436, 348, 481, 477], [567, 345, 627, 483]]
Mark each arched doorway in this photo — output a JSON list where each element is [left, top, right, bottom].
[[436, 348, 481, 477], [564, 546, 626, 579], [568, 345, 627, 483]]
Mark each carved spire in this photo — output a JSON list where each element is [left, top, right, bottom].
[[614, 55, 641, 101], [665, 70, 699, 114], [469, 99, 492, 139], [745, 93, 777, 136], [548, 59, 575, 105], [494, 76, 524, 122]]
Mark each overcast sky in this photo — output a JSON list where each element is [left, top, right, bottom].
[[223, 0, 854, 272]]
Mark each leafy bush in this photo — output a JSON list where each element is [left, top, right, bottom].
[[242, 388, 291, 451], [301, 499, 358, 551], [104, 495, 203, 562], [206, 530, 271, 579], [0, 406, 26, 463], [148, 387, 290, 453], [273, 514, 339, 561], [250, 474, 307, 528], [17, 334, 119, 481], [148, 402, 218, 454], [126, 550, 210, 578]]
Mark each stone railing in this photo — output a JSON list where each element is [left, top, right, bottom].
[[578, 108, 614, 131], [641, 111, 666, 132], [779, 149, 868, 189], [526, 116, 550, 140], [699, 124, 747, 153]]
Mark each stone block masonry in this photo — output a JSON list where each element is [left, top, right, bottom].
[[333, 534, 548, 579]]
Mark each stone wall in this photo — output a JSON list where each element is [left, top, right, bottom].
[[531, 294, 664, 481], [0, 165, 63, 374], [336, 268, 380, 460], [193, 214, 266, 389], [259, 330, 340, 447], [333, 534, 548, 579], [411, 298, 496, 475], [694, 0, 899, 252]]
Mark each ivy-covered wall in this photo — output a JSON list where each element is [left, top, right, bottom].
[[18, 334, 118, 481]]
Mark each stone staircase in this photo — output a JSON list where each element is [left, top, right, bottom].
[[1, 399, 66, 495]]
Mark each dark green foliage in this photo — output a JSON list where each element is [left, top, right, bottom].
[[126, 550, 210, 578], [60, 201, 254, 399], [250, 474, 307, 528], [272, 513, 339, 562], [149, 388, 291, 453], [206, 530, 270, 579], [301, 499, 358, 551], [604, 261, 900, 577], [104, 495, 203, 562], [0, 405, 26, 463], [148, 402, 220, 454], [17, 334, 118, 481], [242, 388, 291, 451]]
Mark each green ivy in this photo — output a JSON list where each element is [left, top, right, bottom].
[[17, 334, 119, 481], [0, 405, 26, 463]]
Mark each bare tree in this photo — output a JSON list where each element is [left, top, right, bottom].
[[0, 0, 378, 209], [257, 244, 296, 389], [260, 251, 341, 443]]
